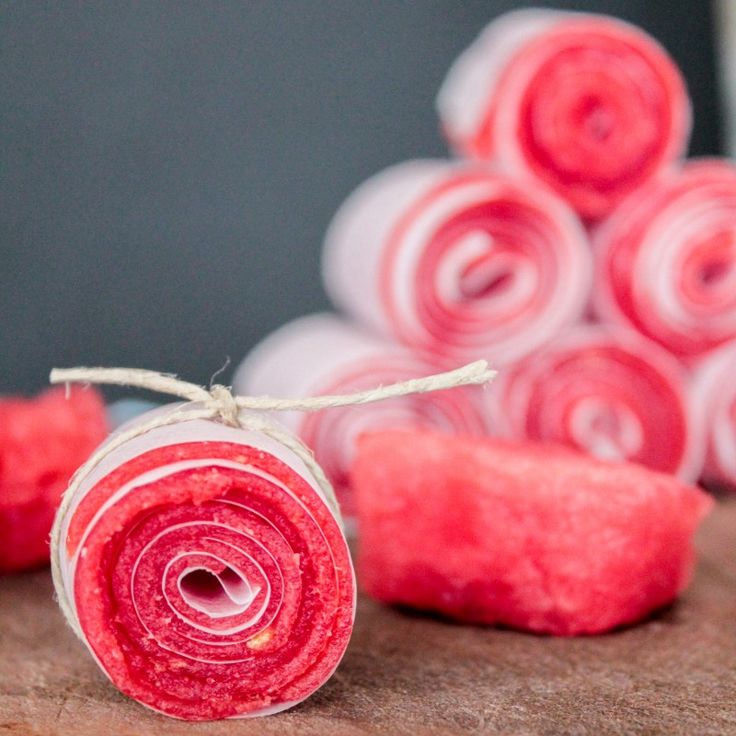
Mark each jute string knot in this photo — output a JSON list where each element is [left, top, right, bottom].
[[208, 384, 240, 427], [49, 361, 495, 637]]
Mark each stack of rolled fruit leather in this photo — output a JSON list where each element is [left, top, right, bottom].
[[229, 8, 727, 664], [238, 9, 736, 500]]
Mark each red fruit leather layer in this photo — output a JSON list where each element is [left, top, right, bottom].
[[0, 386, 107, 572], [486, 325, 704, 481], [594, 160, 736, 361], [353, 429, 712, 636], [56, 416, 354, 720], [438, 10, 690, 221]]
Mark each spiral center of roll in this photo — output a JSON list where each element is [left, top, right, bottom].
[[701, 260, 727, 285], [179, 565, 256, 618], [459, 252, 514, 300], [434, 227, 537, 309], [521, 47, 665, 187], [577, 96, 614, 143], [570, 397, 643, 461]]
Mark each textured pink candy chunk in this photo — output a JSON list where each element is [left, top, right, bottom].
[[353, 429, 712, 636], [0, 386, 108, 573]]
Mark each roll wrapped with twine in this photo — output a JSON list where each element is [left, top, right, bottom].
[[49, 361, 493, 721]]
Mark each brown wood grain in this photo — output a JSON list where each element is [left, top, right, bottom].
[[1, 500, 735, 736]]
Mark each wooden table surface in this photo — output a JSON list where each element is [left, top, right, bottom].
[[2, 500, 736, 736]]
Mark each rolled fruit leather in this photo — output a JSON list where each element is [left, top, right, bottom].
[[594, 160, 736, 363], [485, 325, 705, 481], [322, 160, 592, 366], [437, 9, 691, 221], [52, 404, 355, 720]]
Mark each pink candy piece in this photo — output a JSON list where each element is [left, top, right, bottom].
[[0, 386, 108, 573], [353, 428, 712, 636]]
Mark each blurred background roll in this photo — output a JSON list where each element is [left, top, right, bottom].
[[323, 160, 592, 366], [593, 160, 736, 363], [437, 9, 691, 221], [234, 313, 489, 517], [485, 325, 704, 481]]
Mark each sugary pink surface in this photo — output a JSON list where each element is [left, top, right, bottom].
[[64, 436, 355, 720], [354, 429, 712, 636]]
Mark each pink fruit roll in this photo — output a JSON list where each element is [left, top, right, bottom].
[[692, 339, 736, 488], [52, 408, 355, 720], [234, 313, 490, 518], [322, 160, 591, 366], [594, 159, 736, 362], [437, 9, 691, 221], [486, 325, 704, 481]]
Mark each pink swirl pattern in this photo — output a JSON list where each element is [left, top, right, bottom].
[[54, 411, 355, 720], [594, 160, 736, 361], [486, 326, 704, 481]]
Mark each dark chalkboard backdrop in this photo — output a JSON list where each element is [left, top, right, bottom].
[[0, 1, 722, 395]]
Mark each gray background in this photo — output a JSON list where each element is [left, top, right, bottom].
[[0, 1, 722, 395]]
